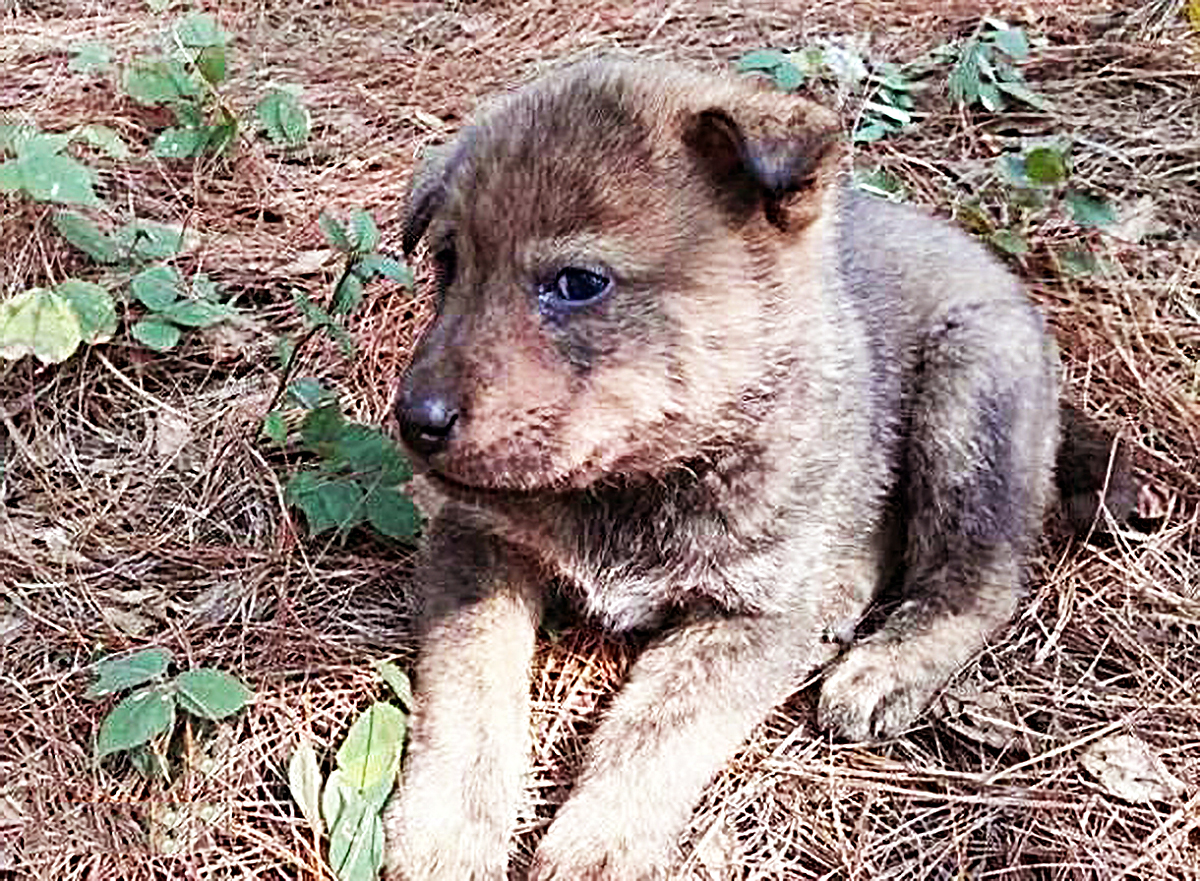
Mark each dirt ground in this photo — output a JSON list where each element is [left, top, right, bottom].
[[2, 0, 1199, 878]]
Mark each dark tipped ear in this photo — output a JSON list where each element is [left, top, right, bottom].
[[402, 141, 459, 256], [682, 106, 840, 230]]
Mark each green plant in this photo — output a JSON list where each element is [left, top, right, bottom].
[[943, 19, 1044, 112], [87, 647, 251, 778], [289, 661, 411, 881]]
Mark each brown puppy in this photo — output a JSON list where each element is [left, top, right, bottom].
[[384, 59, 1064, 879]]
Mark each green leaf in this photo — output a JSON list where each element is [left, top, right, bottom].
[[330, 424, 412, 483], [56, 279, 117, 343], [1057, 246, 1103, 278], [948, 43, 984, 106], [988, 26, 1030, 60], [87, 647, 173, 697], [376, 661, 413, 713], [854, 168, 904, 200], [332, 273, 363, 316], [326, 784, 385, 881], [205, 118, 238, 156], [0, 151, 101, 206], [153, 126, 208, 159], [96, 687, 176, 758], [301, 404, 345, 451], [69, 43, 113, 74], [75, 124, 131, 160], [977, 80, 1004, 112], [262, 411, 288, 446], [15, 132, 72, 158], [365, 486, 420, 540], [286, 378, 333, 409], [159, 298, 233, 327], [995, 79, 1045, 110], [174, 668, 251, 720], [0, 289, 83, 364], [1064, 189, 1116, 229], [195, 46, 227, 86], [285, 471, 365, 535], [1024, 146, 1069, 186], [988, 228, 1029, 256], [322, 766, 349, 831], [115, 221, 188, 260], [123, 59, 199, 106], [131, 265, 183, 311], [289, 738, 324, 836], [53, 211, 120, 263], [319, 211, 353, 253], [852, 122, 890, 143], [354, 254, 413, 287], [770, 62, 805, 92], [348, 209, 379, 254], [256, 89, 310, 148], [336, 702, 406, 793], [735, 49, 792, 73], [131, 317, 182, 351], [175, 13, 228, 48]]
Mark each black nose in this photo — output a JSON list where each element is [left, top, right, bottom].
[[396, 392, 459, 457]]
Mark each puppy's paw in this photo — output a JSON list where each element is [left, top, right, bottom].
[[818, 641, 938, 741], [381, 792, 508, 881], [529, 814, 669, 881]]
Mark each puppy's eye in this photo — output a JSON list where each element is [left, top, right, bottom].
[[432, 244, 456, 290], [542, 268, 611, 305]]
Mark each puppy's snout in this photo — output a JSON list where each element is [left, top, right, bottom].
[[396, 389, 460, 458]]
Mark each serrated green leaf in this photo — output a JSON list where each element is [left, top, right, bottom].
[[286, 377, 332, 408], [256, 89, 310, 148], [1024, 146, 1069, 186], [195, 46, 227, 86], [69, 43, 113, 75], [153, 126, 208, 159], [96, 687, 176, 758], [53, 211, 120, 263], [735, 49, 792, 73], [0, 121, 37, 155], [289, 738, 324, 835], [124, 59, 198, 106], [330, 424, 412, 483], [771, 62, 805, 93], [114, 221, 188, 259], [988, 228, 1029, 256], [1064, 189, 1116, 229], [301, 404, 345, 451], [319, 211, 353, 252], [174, 668, 251, 720], [285, 471, 365, 535], [852, 121, 890, 143], [131, 265, 183, 310], [326, 784, 384, 881], [175, 12, 228, 48], [159, 298, 233, 327], [15, 132, 72, 158], [1057, 246, 1103, 278], [354, 254, 414, 287], [332, 273, 363, 316], [988, 26, 1030, 60], [948, 43, 984, 105], [87, 647, 173, 697], [977, 80, 1004, 112], [365, 486, 419, 539], [0, 289, 83, 364], [376, 661, 413, 713], [995, 79, 1045, 110], [262, 411, 288, 446], [349, 209, 378, 253], [1, 151, 101, 206], [336, 702, 406, 792], [75, 124, 131, 160], [56, 279, 117, 344], [132, 317, 182, 351]]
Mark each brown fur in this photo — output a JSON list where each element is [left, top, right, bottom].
[[382, 59, 1113, 880]]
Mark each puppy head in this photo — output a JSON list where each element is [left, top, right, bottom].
[[395, 59, 842, 493]]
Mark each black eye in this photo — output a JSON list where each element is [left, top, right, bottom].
[[432, 243, 456, 290], [542, 268, 611, 305]]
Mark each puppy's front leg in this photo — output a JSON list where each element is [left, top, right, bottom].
[[383, 506, 543, 881], [530, 614, 838, 881]]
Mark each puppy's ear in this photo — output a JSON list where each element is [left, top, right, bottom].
[[682, 105, 841, 231], [402, 140, 460, 256]]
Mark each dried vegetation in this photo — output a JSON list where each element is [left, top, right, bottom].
[[1, 0, 1198, 878]]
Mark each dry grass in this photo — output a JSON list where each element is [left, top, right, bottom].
[[2, 0, 1199, 878]]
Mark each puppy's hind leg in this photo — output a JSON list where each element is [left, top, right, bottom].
[[820, 300, 1059, 741]]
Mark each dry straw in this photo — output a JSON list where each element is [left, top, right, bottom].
[[1, 0, 1197, 878]]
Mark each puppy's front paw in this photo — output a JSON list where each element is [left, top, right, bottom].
[[382, 791, 508, 881], [818, 641, 937, 741], [529, 811, 670, 881]]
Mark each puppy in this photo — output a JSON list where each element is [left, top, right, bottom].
[[383, 58, 1073, 880]]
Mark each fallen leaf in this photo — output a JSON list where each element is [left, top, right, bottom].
[[155, 411, 193, 460], [1080, 734, 1187, 803], [278, 249, 334, 276]]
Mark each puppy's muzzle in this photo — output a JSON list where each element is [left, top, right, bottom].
[[395, 387, 459, 458]]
